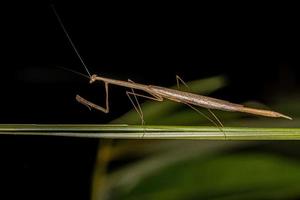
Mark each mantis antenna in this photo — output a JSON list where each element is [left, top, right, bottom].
[[58, 66, 90, 79], [51, 5, 92, 78]]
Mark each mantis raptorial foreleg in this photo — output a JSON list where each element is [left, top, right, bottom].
[[76, 82, 109, 113]]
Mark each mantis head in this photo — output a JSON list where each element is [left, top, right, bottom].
[[90, 74, 97, 84]]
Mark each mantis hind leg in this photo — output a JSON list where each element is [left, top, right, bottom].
[[176, 75, 226, 139], [76, 82, 110, 113], [185, 103, 226, 140], [207, 108, 224, 128]]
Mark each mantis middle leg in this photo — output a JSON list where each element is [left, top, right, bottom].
[[126, 79, 163, 125]]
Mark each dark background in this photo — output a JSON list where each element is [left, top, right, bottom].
[[0, 2, 299, 199]]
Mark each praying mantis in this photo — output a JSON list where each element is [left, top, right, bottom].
[[53, 6, 292, 130], [75, 75, 292, 120]]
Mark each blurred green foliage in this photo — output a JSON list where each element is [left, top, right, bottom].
[[117, 153, 300, 200], [92, 75, 300, 200]]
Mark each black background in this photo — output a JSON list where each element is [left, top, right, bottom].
[[0, 2, 299, 199]]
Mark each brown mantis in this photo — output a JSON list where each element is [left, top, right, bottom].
[[75, 75, 292, 120], [53, 6, 292, 131]]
